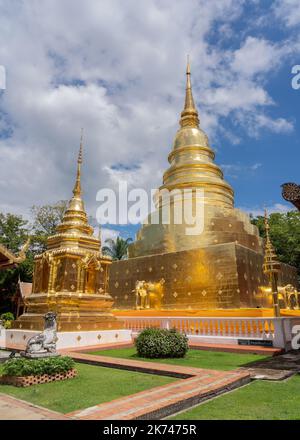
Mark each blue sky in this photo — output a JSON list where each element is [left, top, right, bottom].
[[0, 0, 299, 242]]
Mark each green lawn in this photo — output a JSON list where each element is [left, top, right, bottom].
[[170, 375, 300, 420], [88, 347, 268, 371], [0, 362, 175, 414]]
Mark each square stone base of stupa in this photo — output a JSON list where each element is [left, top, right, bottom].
[[110, 242, 298, 310]]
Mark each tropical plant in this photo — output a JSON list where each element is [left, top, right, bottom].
[[102, 236, 132, 260]]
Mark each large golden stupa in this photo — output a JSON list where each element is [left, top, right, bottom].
[[109, 61, 298, 311], [14, 136, 122, 331]]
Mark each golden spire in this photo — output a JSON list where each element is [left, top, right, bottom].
[[73, 128, 83, 197], [264, 209, 270, 241], [180, 55, 199, 128], [51, 128, 94, 243], [263, 210, 281, 317], [263, 209, 279, 268]]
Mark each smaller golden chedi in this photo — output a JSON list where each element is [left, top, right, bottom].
[[263, 210, 281, 316], [14, 134, 121, 331]]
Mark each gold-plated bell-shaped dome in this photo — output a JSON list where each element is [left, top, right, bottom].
[[128, 59, 263, 258], [161, 58, 234, 209]]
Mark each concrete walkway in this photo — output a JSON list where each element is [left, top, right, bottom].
[[238, 351, 300, 380], [0, 394, 69, 420]]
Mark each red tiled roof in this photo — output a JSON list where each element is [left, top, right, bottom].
[[18, 281, 32, 298]]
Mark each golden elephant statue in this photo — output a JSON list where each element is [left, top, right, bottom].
[[279, 284, 299, 309], [134, 279, 165, 310]]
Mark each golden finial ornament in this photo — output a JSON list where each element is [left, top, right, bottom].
[[180, 55, 199, 128], [73, 128, 83, 197], [263, 209, 281, 317], [51, 129, 94, 241]]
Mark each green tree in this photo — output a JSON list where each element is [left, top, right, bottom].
[[0, 213, 28, 253], [0, 201, 68, 313], [30, 200, 68, 252], [251, 211, 300, 271], [0, 213, 32, 313], [102, 236, 132, 260]]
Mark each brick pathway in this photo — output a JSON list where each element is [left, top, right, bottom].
[[64, 352, 250, 420], [0, 348, 252, 420], [189, 342, 282, 356], [0, 394, 69, 420], [60, 340, 281, 356], [64, 351, 209, 378]]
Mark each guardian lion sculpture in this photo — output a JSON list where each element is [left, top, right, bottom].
[[22, 312, 58, 358]]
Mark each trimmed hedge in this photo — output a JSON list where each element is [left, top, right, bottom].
[[135, 328, 189, 359], [2, 356, 75, 377]]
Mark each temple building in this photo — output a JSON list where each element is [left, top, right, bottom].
[[13, 137, 122, 331], [109, 62, 298, 311]]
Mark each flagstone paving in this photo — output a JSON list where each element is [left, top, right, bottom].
[[238, 350, 300, 380]]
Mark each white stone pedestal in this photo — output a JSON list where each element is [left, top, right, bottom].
[[3, 329, 132, 351]]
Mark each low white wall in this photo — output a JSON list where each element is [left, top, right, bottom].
[[5, 329, 132, 351]]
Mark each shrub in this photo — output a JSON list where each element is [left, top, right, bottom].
[[135, 328, 189, 359], [1, 312, 14, 329], [2, 356, 75, 377]]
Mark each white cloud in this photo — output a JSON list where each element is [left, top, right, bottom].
[[273, 0, 300, 27], [231, 37, 283, 77], [250, 163, 262, 171], [220, 162, 262, 178], [239, 203, 292, 217], [255, 115, 294, 133], [204, 81, 272, 115], [0, 0, 297, 221], [99, 227, 120, 244]]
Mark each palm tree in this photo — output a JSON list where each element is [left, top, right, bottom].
[[102, 237, 133, 260]]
